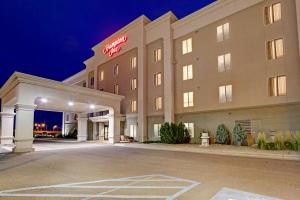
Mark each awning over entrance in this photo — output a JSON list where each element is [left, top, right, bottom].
[[0, 72, 125, 152]]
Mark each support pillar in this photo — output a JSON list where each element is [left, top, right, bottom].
[[77, 116, 88, 142], [0, 111, 15, 145], [108, 114, 121, 144], [13, 104, 36, 153], [99, 123, 104, 141], [92, 122, 97, 141]]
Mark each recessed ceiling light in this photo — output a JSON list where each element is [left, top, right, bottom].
[[89, 104, 95, 109], [41, 98, 48, 103], [68, 102, 74, 106]]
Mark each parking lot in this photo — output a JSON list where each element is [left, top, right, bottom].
[[0, 141, 299, 199]]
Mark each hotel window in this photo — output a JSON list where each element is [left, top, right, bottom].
[[131, 57, 137, 69], [154, 48, 162, 62], [131, 100, 137, 112], [184, 123, 195, 138], [100, 71, 104, 81], [269, 75, 286, 96], [267, 38, 284, 60], [219, 84, 232, 103], [154, 72, 162, 86], [183, 92, 194, 107], [83, 82, 86, 87], [182, 38, 192, 54], [154, 97, 163, 110], [90, 77, 94, 86], [131, 78, 137, 90], [218, 53, 231, 72], [114, 84, 119, 94], [66, 114, 69, 121], [129, 124, 137, 138], [265, 3, 281, 25], [154, 124, 162, 138], [217, 23, 230, 42], [113, 64, 119, 76], [183, 64, 193, 80]]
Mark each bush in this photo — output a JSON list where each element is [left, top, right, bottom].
[[257, 132, 267, 150], [233, 123, 247, 145], [215, 124, 230, 144], [160, 122, 190, 144], [274, 132, 285, 150]]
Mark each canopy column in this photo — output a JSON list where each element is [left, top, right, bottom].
[[108, 114, 121, 144], [0, 107, 15, 145], [77, 116, 88, 142]]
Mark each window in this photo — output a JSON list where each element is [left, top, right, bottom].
[[154, 97, 163, 110], [154, 73, 162, 86], [131, 78, 137, 90], [217, 23, 230, 42], [219, 84, 232, 103], [265, 3, 281, 25], [183, 64, 193, 80], [90, 77, 94, 86], [267, 38, 284, 59], [83, 82, 86, 87], [218, 53, 231, 72], [184, 123, 194, 138], [154, 124, 162, 138], [129, 124, 137, 138], [182, 38, 192, 54], [183, 92, 194, 107], [100, 71, 104, 81], [131, 57, 137, 69], [66, 114, 69, 121], [154, 49, 162, 62], [131, 100, 137, 112], [269, 75, 286, 96], [114, 84, 119, 94], [113, 64, 119, 76]]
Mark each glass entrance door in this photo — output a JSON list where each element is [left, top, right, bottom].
[[104, 125, 109, 140]]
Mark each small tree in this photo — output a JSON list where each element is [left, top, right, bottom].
[[215, 124, 230, 144], [160, 122, 190, 144], [233, 123, 247, 145]]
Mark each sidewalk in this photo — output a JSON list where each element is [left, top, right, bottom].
[[115, 143, 300, 161]]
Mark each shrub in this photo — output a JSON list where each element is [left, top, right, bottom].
[[257, 132, 267, 150], [215, 124, 230, 144], [233, 123, 247, 145], [274, 132, 284, 150], [160, 122, 190, 144]]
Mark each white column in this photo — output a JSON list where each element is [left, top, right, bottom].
[[92, 122, 97, 141], [13, 104, 36, 153], [0, 112, 15, 145], [99, 122, 104, 141], [108, 114, 121, 144], [77, 116, 88, 141], [61, 112, 65, 136]]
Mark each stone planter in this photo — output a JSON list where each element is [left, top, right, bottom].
[[201, 132, 210, 147]]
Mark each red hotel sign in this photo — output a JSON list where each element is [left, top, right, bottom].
[[102, 35, 128, 57]]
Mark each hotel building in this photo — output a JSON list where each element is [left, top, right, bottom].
[[1, 0, 300, 152]]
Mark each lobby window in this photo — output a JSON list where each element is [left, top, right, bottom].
[[183, 92, 194, 107], [154, 97, 163, 110], [184, 123, 194, 138], [100, 71, 104, 81], [154, 48, 162, 62], [217, 23, 230, 42], [131, 57, 137, 69], [267, 38, 284, 60], [131, 78, 137, 90], [269, 75, 286, 96], [183, 64, 193, 80], [113, 64, 119, 76], [265, 3, 281, 25], [114, 84, 119, 94], [219, 84, 232, 103], [131, 100, 137, 112], [154, 124, 162, 138], [218, 53, 231, 72], [129, 124, 137, 138], [182, 38, 192, 54], [154, 72, 162, 86]]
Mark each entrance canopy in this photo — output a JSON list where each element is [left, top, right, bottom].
[[0, 72, 124, 152]]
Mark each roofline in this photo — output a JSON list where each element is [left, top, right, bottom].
[[63, 69, 86, 83], [145, 11, 177, 31]]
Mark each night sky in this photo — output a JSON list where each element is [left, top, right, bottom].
[[0, 0, 216, 129]]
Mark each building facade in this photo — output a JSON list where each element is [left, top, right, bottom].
[[63, 0, 300, 142]]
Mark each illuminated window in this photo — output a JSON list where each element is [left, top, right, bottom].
[[183, 92, 194, 107], [154, 49, 162, 62], [265, 3, 281, 25], [182, 38, 192, 54], [154, 97, 163, 110], [154, 124, 162, 138], [218, 53, 231, 72], [183, 64, 193, 80], [113, 64, 119, 76], [131, 100, 137, 112], [269, 75, 286, 96], [114, 84, 119, 94], [217, 23, 230, 42], [100, 71, 104, 81], [267, 38, 284, 60], [131, 57, 137, 69], [131, 78, 137, 90], [129, 124, 137, 138], [184, 123, 194, 138], [219, 84, 232, 103], [154, 73, 162, 86]]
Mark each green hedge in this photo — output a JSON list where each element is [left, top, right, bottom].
[[160, 122, 190, 144]]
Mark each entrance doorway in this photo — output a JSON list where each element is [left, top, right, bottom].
[[104, 125, 109, 140]]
